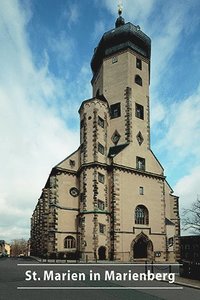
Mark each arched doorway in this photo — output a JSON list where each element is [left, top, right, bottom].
[[131, 233, 153, 260], [98, 246, 106, 260], [134, 237, 147, 258]]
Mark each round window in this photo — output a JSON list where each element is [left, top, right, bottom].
[[69, 187, 79, 197]]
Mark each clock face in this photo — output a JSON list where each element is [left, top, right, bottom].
[[69, 187, 79, 197]]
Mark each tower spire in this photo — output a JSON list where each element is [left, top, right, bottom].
[[118, 1, 123, 16], [115, 1, 125, 28]]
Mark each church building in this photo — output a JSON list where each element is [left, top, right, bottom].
[[30, 8, 180, 262]]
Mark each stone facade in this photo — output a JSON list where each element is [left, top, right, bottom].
[[30, 15, 180, 262]]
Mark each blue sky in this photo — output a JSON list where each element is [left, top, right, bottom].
[[0, 0, 200, 241]]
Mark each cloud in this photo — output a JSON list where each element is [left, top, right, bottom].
[[155, 83, 200, 164], [63, 2, 79, 27], [0, 226, 29, 241], [97, 2, 198, 96], [0, 0, 80, 241], [152, 83, 200, 234], [48, 31, 75, 70], [174, 166, 200, 235], [92, 20, 106, 41], [150, 99, 166, 127], [58, 62, 92, 126], [102, 0, 156, 26], [174, 166, 200, 210], [150, 2, 190, 91]]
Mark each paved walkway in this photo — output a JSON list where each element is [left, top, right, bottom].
[[175, 275, 200, 289]]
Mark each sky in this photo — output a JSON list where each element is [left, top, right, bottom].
[[0, 0, 200, 242]]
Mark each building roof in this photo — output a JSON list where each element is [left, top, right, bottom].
[[78, 96, 108, 114], [165, 218, 175, 225], [180, 235, 200, 240], [108, 143, 129, 158], [91, 21, 151, 74]]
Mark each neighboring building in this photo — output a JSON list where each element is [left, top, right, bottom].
[[30, 9, 180, 262], [180, 235, 200, 263], [27, 239, 31, 257], [0, 240, 5, 256], [179, 235, 200, 279], [5, 243, 11, 256], [0, 240, 10, 256]]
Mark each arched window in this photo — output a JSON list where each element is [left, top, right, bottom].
[[135, 75, 142, 86], [135, 205, 149, 225], [64, 236, 76, 249]]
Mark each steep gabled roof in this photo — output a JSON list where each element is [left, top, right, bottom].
[[165, 218, 175, 226], [78, 95, 109, 114], [108, 143, 129, 158], [55, 147, 80, 168]]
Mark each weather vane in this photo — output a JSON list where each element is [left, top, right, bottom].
[[118, 1, 123, 16]]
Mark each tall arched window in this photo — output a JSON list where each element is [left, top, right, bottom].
[[64, 236, 76, 249], [135, 75, 142, 86], [135, 205, 149, 225]]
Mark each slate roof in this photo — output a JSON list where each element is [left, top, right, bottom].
[[91, 22, 151, 74], [108, 143, 129, 158], [165, 218, 175, 225]]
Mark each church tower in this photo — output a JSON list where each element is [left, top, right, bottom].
[[31, 8, 180, 262]]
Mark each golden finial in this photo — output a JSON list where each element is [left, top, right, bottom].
[[118, 1, 123, 16], [115, 0, 125, 28]]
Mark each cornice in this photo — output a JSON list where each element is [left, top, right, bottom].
[[77, 161, 165, 181]]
